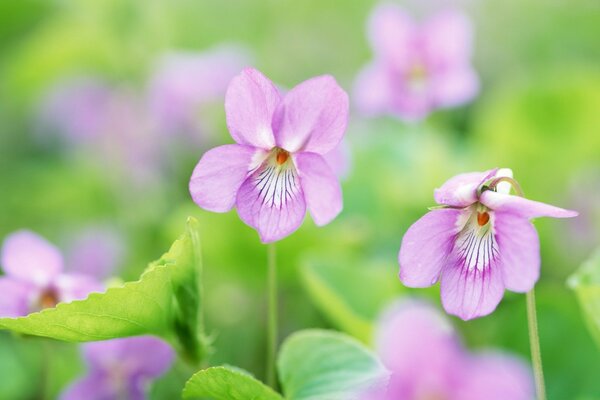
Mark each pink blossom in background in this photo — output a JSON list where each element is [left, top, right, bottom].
[[148, 45, 251, 137], [364, 300, 534, 400], [66, 227, 124, 280], [0, 231, 104, 318], [399, 168, 577, 320], [189, 68, 349, 243], [354, 4, 479, 121], [61, 336, 174, 400]]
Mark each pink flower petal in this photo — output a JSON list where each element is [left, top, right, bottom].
[[295, 152, 343, 226], [431, 66, 479, 108], [440, 250, 505, 320], [459, 353, 535, 400], [353, 62, 393, 117], [399, 209, 461, 287], [189, 144, 258, 212], [323, 139, 352, 180], [0, 277, 33, 318], [60, 372, 116, 400], [235, 163, 307, 243], [480, 191, 579, 219], [55, 274, 104, 303], [495, 212, 540, 292], [433, 169, 496, 207], [225, 68, 281, 149], [422, 9, 474, 69], [1, 230, 64, 286], [368, 4, 415, 67], [273, 75, 349, 154]]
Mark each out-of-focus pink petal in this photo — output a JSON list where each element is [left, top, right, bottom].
[[421, 9, 473, 68], [225, 68, 280, 149], [323, 140, 352, 180], [368, 4, 415, 67], [399, 209, 461, 287], [60, 372, 114, 400], [235, 165, 306, 243], [480, 191, 579, 219], [1, 230, 64, 286], [433, 169, 496, 207], [440, 250, 505, 320], [431, 66, 479, 108], [189, 144, 258, 212], [375, 300, 464, 399], [353, 63, 393, 117], [55, 274, 104, 303], [83, 336, 174, 378], [273, 75, 349, 154], [0, 278, 34, 318], [295, 152, 343, 226], [459, 353, 535, 400], [67, 227, 123, 279], [494, 212, 540, 292]]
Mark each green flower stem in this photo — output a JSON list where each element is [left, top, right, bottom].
[[266, 242, 278, 389], [526, 289, 546, 400]]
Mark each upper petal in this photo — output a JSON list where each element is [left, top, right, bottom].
[[480, 191, 579, 219], [459, 353, 535, 400], [399, 209, 461, 287], [367, 4, 415, 67], [0, 277, 34, 318], [353, 62, 393, 117], [225, 68, 281, 148], [55, 274, 104, 303], [272, 75, 349, 154], [189, 144, 258, 212], [235, 160, 307, 243], [430, 66, 479, 108], [433, 169, 497, 207], [421, 9, 473, 68], [1, 230, 64, 286], [495, 211, 540, 292], [295, 152, 343, 226]]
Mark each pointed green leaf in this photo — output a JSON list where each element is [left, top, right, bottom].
[[277, 329, 388, 400], [0, 217, 208, 364], [182, 366, 283, 400], [568, 248, 600, 348]]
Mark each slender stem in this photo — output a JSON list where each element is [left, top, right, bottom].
[[526, 289, 546, 400], [266, 242, 278, 388]]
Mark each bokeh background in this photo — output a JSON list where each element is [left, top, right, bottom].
[[1, 0, 599, 398]]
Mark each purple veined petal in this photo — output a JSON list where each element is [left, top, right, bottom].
[[494, 211, 540, 292], [235, 158, 307, 243], [367, 3, 416, 67], [353, 62, 393, 117], [272, 75, 349, 155], [60, 371, 115, 400], [480, 191, 579, 219], [66, 227, 124, 280], [1, 230, 64, 286], [323, 139, 351, 180], [295, 152, 343, 226], [225, 68, 281, 149], [399, 209, 462, 287], [54, 274, 104, 303], [459, 352, 534, 400], [83, 336, 175, 379], [430, 66, 479, 108], [0, 277, 34, 318], [433, 169, 497, 207], [189, 144, 260, 212], [375, 300, 464, 399], [421, 9, 474, 69]]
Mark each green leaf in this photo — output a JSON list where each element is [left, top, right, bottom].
[[568, 248, 600, 348], [182, 366, 283, 400], [0, 217, 208, 364], [277, 329, 388, 400], [300, 257, 401, 343]]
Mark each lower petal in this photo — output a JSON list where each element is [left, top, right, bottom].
[[236, 163, 306, 243], [189, 144, 258, 212], [0, 278, 33, 318], [480, 191, 578, 219], [60, 372, 114, 400], [399, 209, 461, 287], [431, 67, 479, 108], [495, 212, 540, 292], [295, 152, 342, 226]]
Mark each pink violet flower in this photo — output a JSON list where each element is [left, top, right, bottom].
[[66, 227, 124, 280], [354, 4, 479, 121], [363, 300, 534, 399], [61, 336, 174, 400], [398, 168, 578, 320], [0, 230, 104, 318], [189, 68, 349, 243]]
